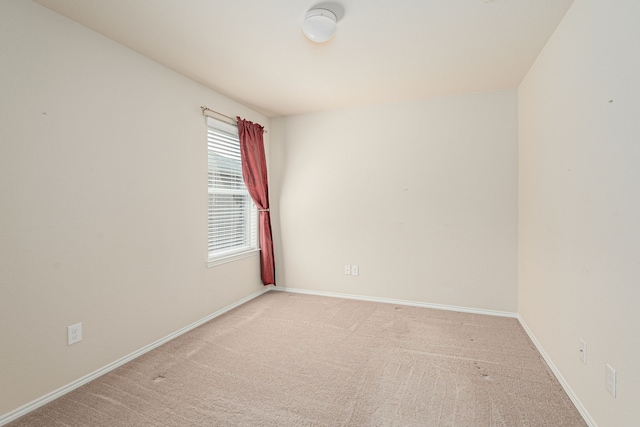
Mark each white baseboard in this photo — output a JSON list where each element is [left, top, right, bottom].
[[0, 286, 272, 426], [517, 315, 597, 427], [272, 286, 518, 318]]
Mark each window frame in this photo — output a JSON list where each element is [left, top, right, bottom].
[[206, 116, 259, 267]]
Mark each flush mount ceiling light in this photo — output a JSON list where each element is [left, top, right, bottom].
[[302, 8, 337, 43]]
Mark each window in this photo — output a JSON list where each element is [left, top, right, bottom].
[[206, 116, 258, 266]]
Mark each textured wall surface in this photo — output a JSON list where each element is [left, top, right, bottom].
[[519, 0, 640, 425], [271, 90, 518, 313], [0, 0, 267, 417]]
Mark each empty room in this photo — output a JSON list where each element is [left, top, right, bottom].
[[1, 0, 638, 426]]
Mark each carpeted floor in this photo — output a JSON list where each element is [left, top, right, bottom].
[[8, 291, 587, 426]]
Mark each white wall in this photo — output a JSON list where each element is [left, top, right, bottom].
[[518, 0, 640, 425], [0, 0, 268, 418], [270, 90, 518, 313]]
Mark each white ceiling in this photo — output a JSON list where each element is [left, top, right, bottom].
[[33, 0, 574, 117]]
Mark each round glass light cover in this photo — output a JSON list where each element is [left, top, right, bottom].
[[302, 9, 337, 43]]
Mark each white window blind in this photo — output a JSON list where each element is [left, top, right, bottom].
[[206, 117, 258, 263]]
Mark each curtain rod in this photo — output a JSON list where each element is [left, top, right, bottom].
[[200, 106, 267, 133], [200, 106, 236, 122]]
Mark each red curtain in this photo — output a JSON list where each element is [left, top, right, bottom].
[[237, 117, 276, 286]]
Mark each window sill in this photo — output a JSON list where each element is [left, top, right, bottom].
[[207, 249, 260, 268]]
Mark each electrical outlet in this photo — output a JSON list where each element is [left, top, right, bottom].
[[606, 364, 617, 397], [68, 323, 82, 345], [344, 265, 351, 275], [351, 265, 359, 276], [578, 339, 587, 363]]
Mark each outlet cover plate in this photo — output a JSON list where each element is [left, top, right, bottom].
[[351, 265, 359, 276], [578, 339, 587, 363], [606, 364, 617, 397], [68, 323, 82, 345]]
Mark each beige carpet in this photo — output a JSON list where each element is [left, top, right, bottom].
[[8, 291, 587, 426]]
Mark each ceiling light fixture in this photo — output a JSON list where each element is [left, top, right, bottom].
[[302, 8, 337, 43]]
